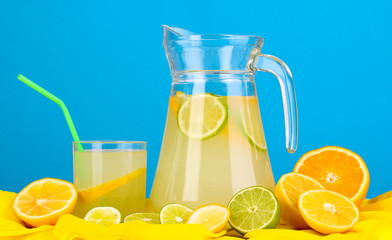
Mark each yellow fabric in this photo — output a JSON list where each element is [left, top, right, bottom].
[[0, 190, 23, 224], [0, 191, 391, 240]]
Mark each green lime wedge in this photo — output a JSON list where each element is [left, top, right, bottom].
[[228, 186, 280, 235], [177, 94, 228, 140], [124, 212, 160, 224], [84, 207, 121, 227], [241, 111, 267, 151], [160, 203, 193, 224]]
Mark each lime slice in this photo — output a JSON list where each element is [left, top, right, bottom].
[[124, 212, 160, 224], [84, 207, 121, 227], [177, 94, 228, 140], [160, 203, 193, 224], [228, 186, 280, 235], [241, 111, 267, 151]]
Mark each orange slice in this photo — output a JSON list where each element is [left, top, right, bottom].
[[13, 178, 77, 227], [274, 173, 324, 229], [78, 167, 146, 203], [169, 91, 186, 114], [293, 146, 369, 206], [186, 203, 230, 233], [298, 190, 359, 234]]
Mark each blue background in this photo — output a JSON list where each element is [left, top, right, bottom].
[[0, 0, 391, 198]]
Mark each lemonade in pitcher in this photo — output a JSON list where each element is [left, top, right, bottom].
[[73, 141, 147, 217], [151, 93, 275, 209]]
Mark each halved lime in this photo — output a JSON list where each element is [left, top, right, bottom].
[[84, 207, 121, 227], [228, 186, 280, 235], [124, 212, 160, 224], [241, 111, 267, 151], [177, 94, 228, 140], [160, 203, 193, 224]]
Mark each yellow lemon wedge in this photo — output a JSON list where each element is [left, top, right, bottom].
[[186, 203, 230, 233]]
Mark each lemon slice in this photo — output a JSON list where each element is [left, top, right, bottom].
[[228, 186, 280, 235], [177, 94, 228, 140], [186, 203, 230, 233], [160, 204, 192, 224], [84, 207, 121, 227], [124, 212, 160, 224]]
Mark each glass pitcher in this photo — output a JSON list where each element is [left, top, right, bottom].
[[150, 26, 298, 210]]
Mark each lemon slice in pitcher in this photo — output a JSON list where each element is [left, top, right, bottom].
[[177, 94, 228, 140]]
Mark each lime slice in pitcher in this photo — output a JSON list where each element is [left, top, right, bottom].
[[228, 186, 280, 235], [241, 111, 267, 151], [177, 94, 228, 140], [124, 212, 161, 224], [160, 204, 193, 224]]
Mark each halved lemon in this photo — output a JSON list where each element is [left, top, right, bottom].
[[293, 146, 369, 207], [274, 173, 324, 229], [298, 190, 359, 234], [13, 178, 77, 227], [186, 203, 230, 233], [84, 207, 121, 227], [177, 94, 228, 140]]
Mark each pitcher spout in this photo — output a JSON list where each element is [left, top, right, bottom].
[[162, 25, 263, 74]]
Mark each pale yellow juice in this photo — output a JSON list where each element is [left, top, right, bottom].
[[73, 150, 146, 217], [150, 95, 275, 210]]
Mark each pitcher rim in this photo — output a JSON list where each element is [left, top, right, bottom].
[[165, 34, 263, 44]]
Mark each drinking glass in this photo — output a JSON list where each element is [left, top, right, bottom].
[[72, 141, 147, 218]]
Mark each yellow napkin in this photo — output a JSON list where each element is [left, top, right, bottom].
[[52, 214, 225, 240], [0, 190, 392, 240]]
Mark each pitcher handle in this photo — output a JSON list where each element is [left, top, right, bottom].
[[251, 50, 298, 153]]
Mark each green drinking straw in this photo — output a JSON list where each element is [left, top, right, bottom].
[[17, 74, 84, 152]]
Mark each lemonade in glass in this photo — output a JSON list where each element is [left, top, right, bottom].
[[73, 141, 146, 218]]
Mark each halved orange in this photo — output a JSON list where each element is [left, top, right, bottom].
[[13, 178, 77, 227], [293, 146, 369, 206], [186, 203, 230, 233], [274, 173, 324, 229], [298, 190, 359, 234]]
